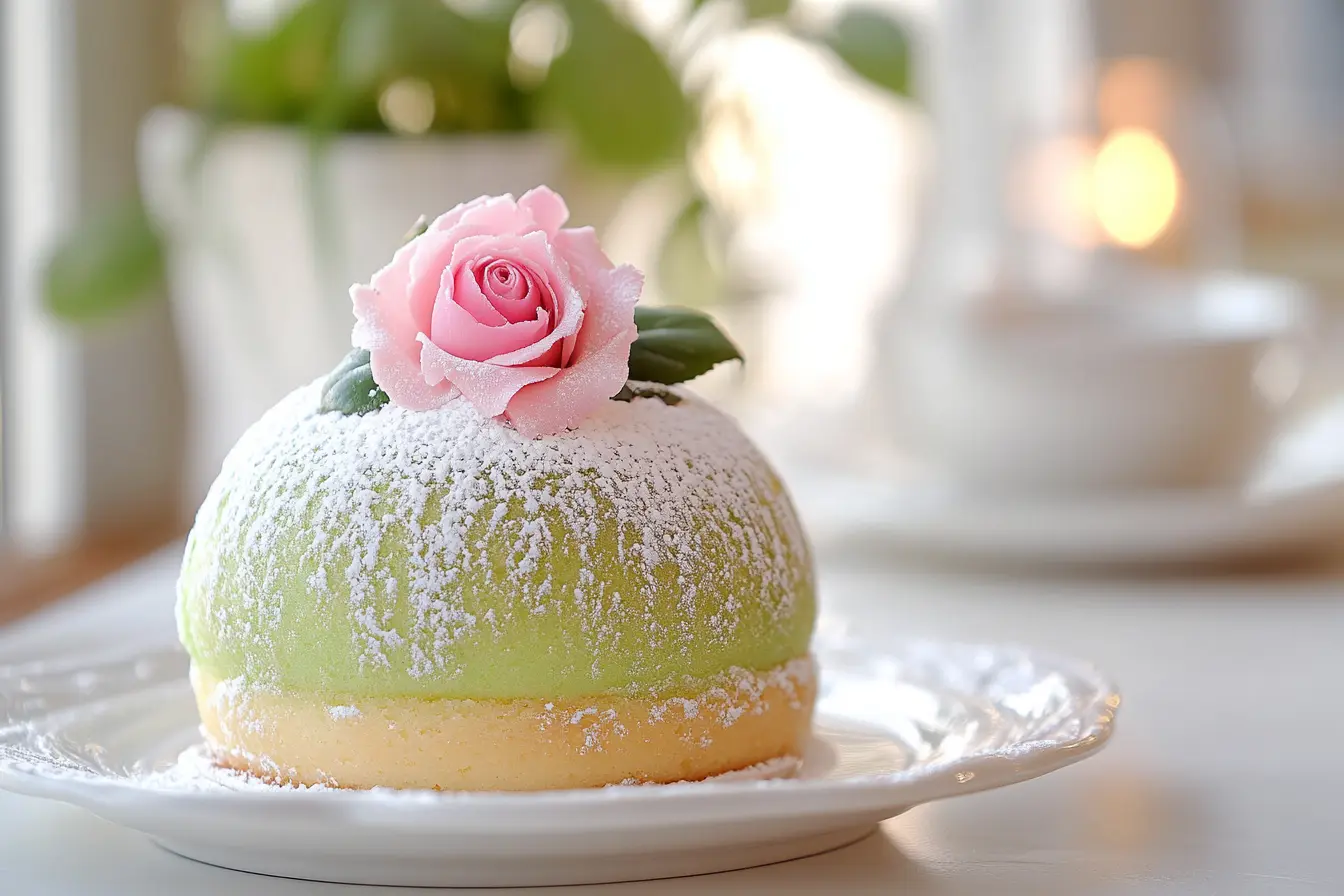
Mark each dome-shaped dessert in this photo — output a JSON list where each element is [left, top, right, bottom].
[[178, 381, 816, 790]]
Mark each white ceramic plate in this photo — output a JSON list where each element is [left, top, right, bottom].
[[783, 400, 1344, 568], [0, 639, 1118, 888]]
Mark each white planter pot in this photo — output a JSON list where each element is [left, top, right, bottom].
[[139, 107, 565, 506]]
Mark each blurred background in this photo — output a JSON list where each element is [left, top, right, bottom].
[[5, 0, 1344, 612]]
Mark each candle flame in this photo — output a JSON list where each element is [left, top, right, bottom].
[[1092, 128, 1180, 249]]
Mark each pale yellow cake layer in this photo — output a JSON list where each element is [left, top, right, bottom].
[[192, 658, 816, 791]]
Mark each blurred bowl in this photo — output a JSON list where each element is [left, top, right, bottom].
[[886, 271, 1318, 495]]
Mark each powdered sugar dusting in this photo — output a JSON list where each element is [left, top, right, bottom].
[[529, 656, 815, 756], [145, 745, 337, 793], [613, 756, 801, 787], [160, 657, 815, 792], [180, 381, 813, 694], [200, 655, 814, 770], [143, 744, 801, 794]]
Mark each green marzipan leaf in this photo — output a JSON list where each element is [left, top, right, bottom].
[[320, 347, 390, 415], [611, 381, 683, 405], [403, 215, 430, 242], [627, 306, 742, 385]]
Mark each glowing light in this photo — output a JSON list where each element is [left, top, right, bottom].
[[378, 78, 436, 136], [225, 0, 302, 34], [1013, 135, 1100, 248], [441, 0, 496, 14], [693, 94, 768, 217], [1097, 58, 1174, 130], [1092, 128, 1179, 249], [509, 1, 571, 87]]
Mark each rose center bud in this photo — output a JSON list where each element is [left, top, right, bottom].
[[483, 260, 529, 305]]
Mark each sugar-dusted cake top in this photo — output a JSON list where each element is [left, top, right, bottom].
[[178, 381, 815, 699]]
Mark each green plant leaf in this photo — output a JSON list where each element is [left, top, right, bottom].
[[320, 347, 390, 414], [627, 306, 742, 385], [189, 0, 349, 125], [815, 5, 911, 97], [308, 0, 521, 133], [188, 0, 524, 135], [43, 197, 166, 321], [541, 0, 693, 168], [387, 0, 521, 132], [744, 0, 792, 18], [305, 0, 398, 132]]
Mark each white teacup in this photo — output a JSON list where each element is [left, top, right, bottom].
[[886, 272, 1317, 495]]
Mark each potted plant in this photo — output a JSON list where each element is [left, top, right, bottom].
[[44, 0, 911, 503]]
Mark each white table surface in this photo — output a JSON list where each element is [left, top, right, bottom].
[[3, 543, 1343, 895]]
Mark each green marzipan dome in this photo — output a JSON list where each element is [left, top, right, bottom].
[[177, 382, 816, 700]]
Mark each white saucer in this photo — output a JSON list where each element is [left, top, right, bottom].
[[783, 401, 1344, 568], [0, 638, 1117, 888]]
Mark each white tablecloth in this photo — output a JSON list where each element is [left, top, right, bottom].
[[3, 543, 1343, 894]]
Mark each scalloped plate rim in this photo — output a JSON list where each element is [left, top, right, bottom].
[[0, 639, 1119, 821]]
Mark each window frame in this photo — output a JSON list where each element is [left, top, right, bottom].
[[1, 0, 182, 562]]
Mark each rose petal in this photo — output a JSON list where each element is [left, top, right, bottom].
[[369, 237, 419, 304], [572, 264, 643, 356], [431, 296, 550, 362], [502, 262, 642, 437], [492, 267, 550, 326], [484, 261, 526, 299], [504, 324, 637, 438], [551, 227, 619, 366], [458, 194, 540, 235], [450, 262, 508, 326], [552, 226, 614, 281], [530, 265, 557, 319], [419, 336, 558, 418], [481, 260, 545, 324], [428, 194, 509, 234], [399, 193, 575, 318], [488, 296, 580, 367], [481, 257, 526, 303], [409, 206, 543, 331], [446, 232, 583, 368], [425, 195, 494, 235], [448, 232, 556, 281], [518, 186, 569, 237], [531, 340, 565, 368], [409, 225, 521, 332], [400, 231, 458, 334], [351, 284, 456, 410]]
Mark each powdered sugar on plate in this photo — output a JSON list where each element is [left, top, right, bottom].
[[142, 744, 802, 794]]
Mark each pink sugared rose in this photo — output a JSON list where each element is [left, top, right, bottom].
[[351, 187, 642, 437]]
